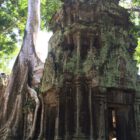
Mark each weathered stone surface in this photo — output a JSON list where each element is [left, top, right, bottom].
[[40, 0, 140, 140]]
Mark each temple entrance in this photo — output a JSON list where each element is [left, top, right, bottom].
[[108, 106, 132, 140], [108, 108, 117, 140]]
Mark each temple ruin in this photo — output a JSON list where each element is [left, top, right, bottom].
[[40, 0, 140, 140]]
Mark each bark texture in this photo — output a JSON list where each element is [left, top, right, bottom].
[[0, 0, 43, 139]]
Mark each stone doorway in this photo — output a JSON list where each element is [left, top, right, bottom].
[[108, 108, 117, 140], [108, 106, 133, 140]]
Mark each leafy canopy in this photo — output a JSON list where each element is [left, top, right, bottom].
[[0, 0, 62, 73]]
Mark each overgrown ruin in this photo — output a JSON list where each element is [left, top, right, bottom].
[[0, 0, 140, 140], [40, 0, 140, 140]]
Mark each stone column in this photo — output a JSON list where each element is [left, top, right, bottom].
[[64, 82, 71, 140], [76, 32, 81, 70], [135, 94, 140, 140], [89, 33, 94, 54], [76, 79, 80, 137], [97, 96, 106, 140], [67, 7, 71, 25], [54, 97, 61, 140], [67, 34, 71, 44], [73, 77, 82, 140], [88, 80, 94, 140]]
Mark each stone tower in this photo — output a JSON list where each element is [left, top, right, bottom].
[[41, 0, 140, 140]]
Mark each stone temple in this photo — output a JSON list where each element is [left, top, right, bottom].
[[40, 0, 140, 140]]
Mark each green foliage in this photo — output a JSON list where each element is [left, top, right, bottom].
[[129, 1, 140, 64], [0, 0, 27, 73], [135, 38, 140, 63], [132, 0, 140, 5], [41, 0, 62, 29], [0, 0, 62, 73], [120, 0, 140, 65], [64, 55, 77, 73]]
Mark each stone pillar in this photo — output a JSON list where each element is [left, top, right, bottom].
[[88, 80, 94, 140], [89, 33, 94, 54], [67, 7, 71, 25], [94, 94, 106, 140], [135, 93, 140, 140], [64, 82, 71, 140], [97, 102, 105, 140], [76, 32, 81, 70], [75, 78, 81, 137], [54, 88, 64, 140], [67, 34, 71, 44], [54, 99, 60, 140], [72, 77, 85, 140]]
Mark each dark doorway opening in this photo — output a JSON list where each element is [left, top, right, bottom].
[[108, 108, 117, 140], [108, 106, 134, 140]]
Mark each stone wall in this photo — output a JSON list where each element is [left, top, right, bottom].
[[40, 0, 139, 139]]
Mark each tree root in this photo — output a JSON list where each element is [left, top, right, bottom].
[[37, 94, 44, 140], [0, 95, 22, 139], [2, 63, 28, 123], [26, 84, 40, 140]]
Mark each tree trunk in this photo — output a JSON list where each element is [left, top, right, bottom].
[[0, 0, 43, 139]]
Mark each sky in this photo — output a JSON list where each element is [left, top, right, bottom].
[[126, 0, 131, 2], [36, 31, 52, 62]]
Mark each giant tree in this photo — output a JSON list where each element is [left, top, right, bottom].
[[0, 0, 43, 139], [0, 0, 61, 73], [0, 0, 62, 139]]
